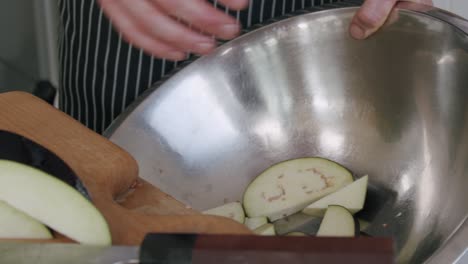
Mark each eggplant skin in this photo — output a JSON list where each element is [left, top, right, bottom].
[[0, 130, 90, 200], [249, 157, 356, 183], [354, 216, 361, 236]]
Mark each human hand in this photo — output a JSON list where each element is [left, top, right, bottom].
[[98, 0, 249, 61], [350, 0, 434, 39]]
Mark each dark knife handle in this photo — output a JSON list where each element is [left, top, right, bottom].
[[139, 233, 394, 264]]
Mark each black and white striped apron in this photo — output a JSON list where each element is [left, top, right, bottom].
[[58, 0, 343, 134]]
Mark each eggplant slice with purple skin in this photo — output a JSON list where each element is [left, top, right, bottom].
[[0, 130, 90, 199], [0, 130, 111, 245]]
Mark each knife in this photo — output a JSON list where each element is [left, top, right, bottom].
[[273, 182, 399, 237], [272, 212, 322, 235], [0, 233, 394, 264]]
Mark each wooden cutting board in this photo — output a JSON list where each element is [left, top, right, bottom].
[[0, 91, 251, 245]]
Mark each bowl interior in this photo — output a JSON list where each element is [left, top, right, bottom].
[[107, 7, 468, 263]]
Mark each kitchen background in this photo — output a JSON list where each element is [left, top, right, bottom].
[[0, 0, 467, 97]]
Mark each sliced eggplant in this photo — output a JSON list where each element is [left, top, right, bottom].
[[273, 212, 322, 236], [285, 232, 307, 236], [0, 200, 52, 239], [0, 160, 111, 245], [244, 216, 268, 230], [303, 175, 368, 217], [243, 158, 353, 221], [253, 223, 276, 236], [202, 202, 245, 224], [316, 205, 355, 237]]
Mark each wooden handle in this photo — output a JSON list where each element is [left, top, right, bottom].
[[0, 92, 137, 199], [0, 92, 250, 245], [140, 234, 394, 264]]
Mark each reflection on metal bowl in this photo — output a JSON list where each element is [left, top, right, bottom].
[[106, 5, 468, 264]]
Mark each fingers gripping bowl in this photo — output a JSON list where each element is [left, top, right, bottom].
[[105, 5, 468, 264]]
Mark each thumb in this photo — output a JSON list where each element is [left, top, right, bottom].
[[349, 0, 397, 39]]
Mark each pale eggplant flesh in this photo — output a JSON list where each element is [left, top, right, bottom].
[[0, 130, 90, 199], [243, 158, 354, 221], [317, 205, 357, 237], [0, 131, 110, 245]]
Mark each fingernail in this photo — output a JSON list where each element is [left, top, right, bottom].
[[350, 24, 366, 40], [195, 42, 215, 53], [220, 24, 240, 38]]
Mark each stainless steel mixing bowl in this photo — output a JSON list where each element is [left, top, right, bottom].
[[105, 3, 468, 263]]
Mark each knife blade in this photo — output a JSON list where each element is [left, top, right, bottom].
[[272, 182, 399, 237], [0, 234, 394, 264], [0, 242, 139, 264], [272, 212, 322, 235]]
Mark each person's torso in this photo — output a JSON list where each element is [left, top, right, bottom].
[[58, 0, 340, 133]]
